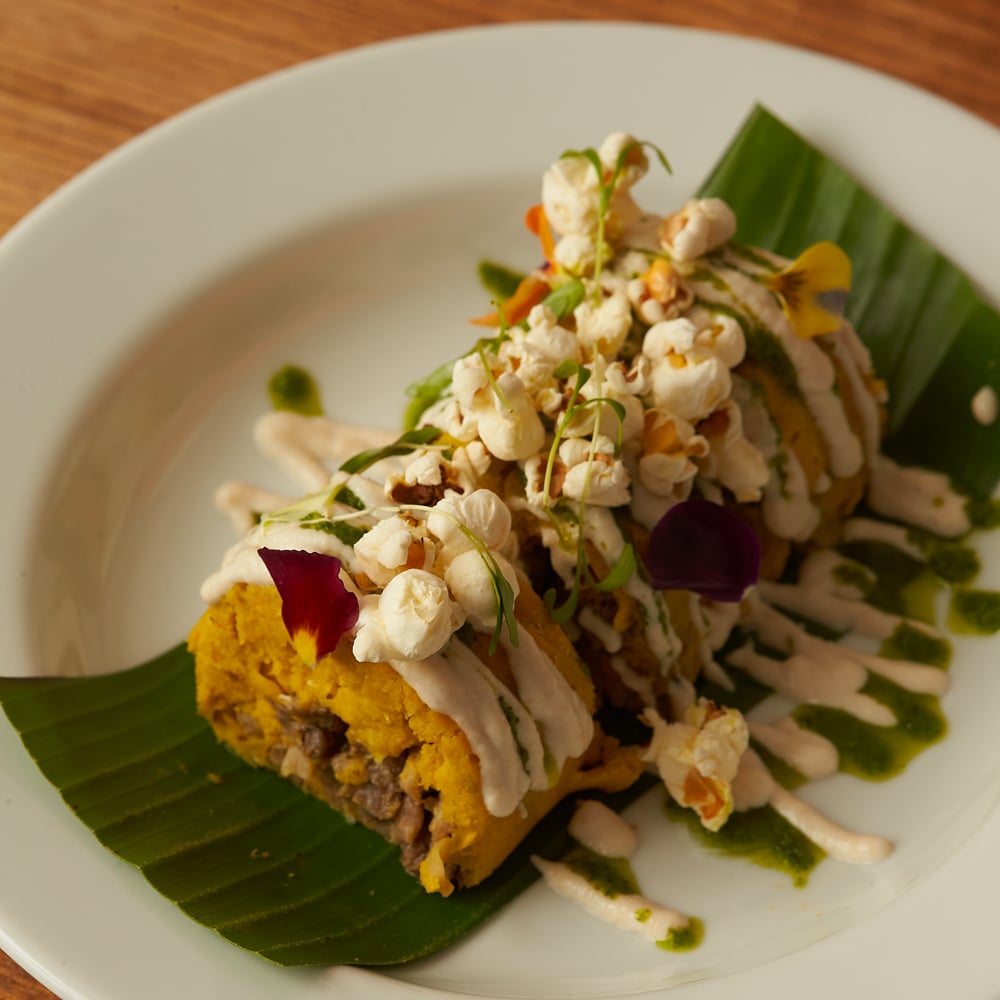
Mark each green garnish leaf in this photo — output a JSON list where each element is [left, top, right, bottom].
[[299, 512, 365, 548], [478, 260, 526, 300], [594, 543, 637, 592], [553, 358, 591, 386], [449, 520, 519, 654], [542, 278, 586, 319], [489, 557, 520, 654], [268, 365, 323, 416], [339, 427, 441, 475], [403, 360, 455, 431], [403, 332, 512, 431], [330, 484, 367, 512], [578, 395, 628, 453], [543, 579, 580, 625]]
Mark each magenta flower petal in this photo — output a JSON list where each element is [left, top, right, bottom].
[[258, 548, 360, 665], [644, 498, 761, 602]]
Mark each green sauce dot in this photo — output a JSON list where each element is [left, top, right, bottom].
[[268, 365, 323, 416], [880, 622, 951, 668], [948, 588, 1000, 635], [658, 917, 704, 952]]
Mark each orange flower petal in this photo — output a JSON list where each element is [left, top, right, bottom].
[[469, 273, 551, 328], [524, 203, 556, 265]]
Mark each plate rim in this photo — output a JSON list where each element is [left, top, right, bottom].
[[2, 20, 1000, 1000]]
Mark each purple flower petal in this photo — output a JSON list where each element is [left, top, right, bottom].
[[644, 498, 761, 602], [259, 548, 360, 665]]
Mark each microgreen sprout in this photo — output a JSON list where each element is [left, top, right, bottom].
[[449, 518, 520, 655], [339, 427, 443, 475], [542, 360, 591, 509], [477, 336, 513, 414], [539, 360, 636, 621], [560, 139, 672, 302]]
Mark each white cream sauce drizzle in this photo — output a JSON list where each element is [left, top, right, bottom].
[[842, 516, 924, 561], [748, 717, 838, 781], [971, 385, 998, 426], [200, 520, 358, 604], [867, 454, 971, 537], [214, 482, 295, 534], [569, 800, 638, 858], [610, 654, 656, 702], [756, 577, 931, 641], [824, 327, 883, 463], [727, 640, 895, 727], [499, 629, 594, 774], [733, 750, 893, 864], [733, 378, 819, 542], [532, 857, 690, 944], [697, 267, 864, 482], [254, 412, 397, 493], [577, 606, 623, 654], [743, 591, 948, 698], [391, 639, 545, 818], [534, 800, 690, 945]]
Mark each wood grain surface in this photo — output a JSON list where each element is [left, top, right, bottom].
[[1, 0, 998, 996]]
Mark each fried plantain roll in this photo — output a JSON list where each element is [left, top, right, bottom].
[[190, 541, 642, 896]]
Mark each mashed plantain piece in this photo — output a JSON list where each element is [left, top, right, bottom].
[[190, 578, 643, 896]]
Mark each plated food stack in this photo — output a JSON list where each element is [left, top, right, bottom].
[[188, 134, 885, 895]]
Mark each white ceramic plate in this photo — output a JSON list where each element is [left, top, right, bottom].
[[2, 21, 999, 1000]]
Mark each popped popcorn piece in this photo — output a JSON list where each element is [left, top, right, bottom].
[[541, 131, 647, 242], [696, 402, 770, 503], [524, 304, 582, 363], [637, 410, 708, 496], [542, 150, 602, 238], [558, 436, 632, 507], [647, 351, 732, 424], [660, 198, 737, 262], [427, 488, 512, 558], [445, 548, 521, 631], [451, 351, 492, 409], [449, 441, 493, 491], [353, 569, 464, 663], [353, 514, 435, 588], [605, 355, 653, 399], [642, 700, 749, 832], [574, 283, 632, 357], [696, 313, 745, 368], [628, 259, 694, 323], [554, 232, 597, 275], [475, 371, 546, 462], [422, 396, 479, 442], [497, 337, 560, 396]]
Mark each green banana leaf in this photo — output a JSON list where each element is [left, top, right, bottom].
[[0, 642, 650, 965], [2, 105, 999, 968], [698, 106, 1000, 498]]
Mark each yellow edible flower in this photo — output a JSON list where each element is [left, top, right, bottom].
[[763, 241, 852, 339]]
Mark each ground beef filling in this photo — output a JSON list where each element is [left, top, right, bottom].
[[268, 698, 436, 876]]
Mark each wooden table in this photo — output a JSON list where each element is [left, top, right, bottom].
[[0, 0, 997, 995]]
